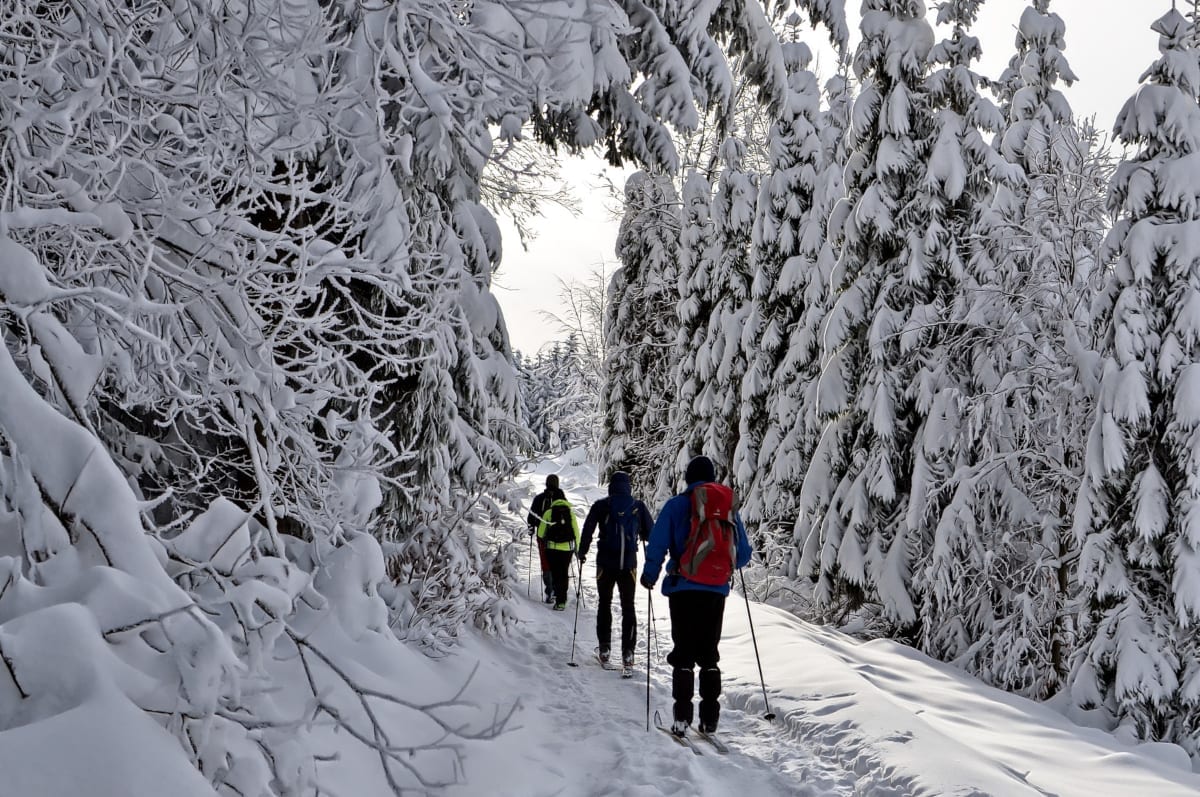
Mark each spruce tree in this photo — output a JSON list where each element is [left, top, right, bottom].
[[922, 0, 1102, 697], [660, 171, 721, 499], [903, 0, 1025, 665], [787, 66, 854, 578], [737, 19, 827, 538], [798, 0, 936, 627], [601, 172, 682, 496], [699, 138, 758, 477], [1073, 8, 1200, 752]]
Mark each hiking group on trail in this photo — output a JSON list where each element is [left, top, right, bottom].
[[528, 454, 754, 742]]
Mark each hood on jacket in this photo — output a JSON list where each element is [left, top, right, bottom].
[[608, 471, 632, 498]]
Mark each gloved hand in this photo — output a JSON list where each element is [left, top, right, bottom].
[[528, 527, 535, 538], [576, 551, 586, 563], [640, 573, 655, 590]]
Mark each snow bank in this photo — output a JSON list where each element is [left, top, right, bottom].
[[720, 597, 1200, 796], [0, 694, 216, 797]]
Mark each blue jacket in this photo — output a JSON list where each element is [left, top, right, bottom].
[[579, 474, 653, 571], [641, 481, 752, 597]]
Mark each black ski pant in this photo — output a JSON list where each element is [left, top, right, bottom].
[[547, 548, 573, 605], [666, 590, 726, 729], [537, 538, 554, 600], [596, 567, 636, 658]]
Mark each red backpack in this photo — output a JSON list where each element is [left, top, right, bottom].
[[679, 483, 737, 585]]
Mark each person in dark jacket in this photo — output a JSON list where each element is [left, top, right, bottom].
[[527, 474, 561, 603], [640, 455, 752, 736], [577, 471, 653, 669]]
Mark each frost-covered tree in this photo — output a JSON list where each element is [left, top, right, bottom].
[[764, 65, 853, 561], [600, 172, 682, 496], [899, 0, 1025, 663], [0, 0, 527, 791], [918, 0, 1104, 698], [0, 0, 805, 791], [737, 20, 827, 536], [659, 171, 721, 499], [798, 0, 938, 628], [545, 334, 601, 451], [320, 0, 535, 649], [517, 337, 597, 454], [1072, 8, 1200, 753], [697, 138, 758, 477], [544, 265, 612, 392], [516, 347, 559, 451]]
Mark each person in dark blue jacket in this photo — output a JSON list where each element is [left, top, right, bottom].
[[577, 471, 653, 669], [640, 455, 752, 736]]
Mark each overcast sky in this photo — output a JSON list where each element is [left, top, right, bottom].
[[494, 1, 1165, 355]]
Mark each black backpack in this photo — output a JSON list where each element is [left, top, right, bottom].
[[544, 501, 575, 544], [603, 500, 640, 552]]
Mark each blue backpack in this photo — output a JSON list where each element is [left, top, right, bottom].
[[600, 497, 642, 570]]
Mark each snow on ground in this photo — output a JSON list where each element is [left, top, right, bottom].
[[452, 453, 1200, 797], [5, 451, 1200, 796]]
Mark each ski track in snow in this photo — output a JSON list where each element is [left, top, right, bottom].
[[448, 463, 860, 797]]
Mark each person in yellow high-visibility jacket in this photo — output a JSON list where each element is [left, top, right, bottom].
[[537, 486, 580, 610]]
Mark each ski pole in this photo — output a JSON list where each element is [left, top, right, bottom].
[[645, 585, 653, 732], [527, 531, 533, 599], [739, 568, 776, 721], [567, 555, 584, 667]]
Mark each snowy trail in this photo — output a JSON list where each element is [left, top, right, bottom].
[[444, 457, 1200, 797], [445, 461, 858, 797]]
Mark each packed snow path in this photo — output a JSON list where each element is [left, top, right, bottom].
[[445, 456, 1200, 797], [443, 460, 856, 796], [463, 579, 851, 796]]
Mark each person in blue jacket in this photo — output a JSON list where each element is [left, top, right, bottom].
[[640, 455, 752, 736], [577, 471, 653, 669]]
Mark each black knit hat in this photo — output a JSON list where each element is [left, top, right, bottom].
[[684, 455, 715, 484], [546, 474, 560, 490]]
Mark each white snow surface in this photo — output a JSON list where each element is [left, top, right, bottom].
[[3, 452, 1200, 795], [449, 455, 1200, 797]]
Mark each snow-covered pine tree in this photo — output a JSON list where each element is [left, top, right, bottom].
[[781, 64, 855, 581], [1072, 8, 1200, 752], [600, 172, 682, 496], [515, 350, 541, 445], [797, 0, 937, 629], [545, 334, 599, 452], [737, 17, 827, 540], [527, 0, 785, 171], [658, 171, 721, 500], [903, 0, 1032, 669], [731, 5, 851, 535], [517, 336, 597, 455], [698, 138, 758, 478], [517, 346, 557, 451], [921, 0, 1103, 698]]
